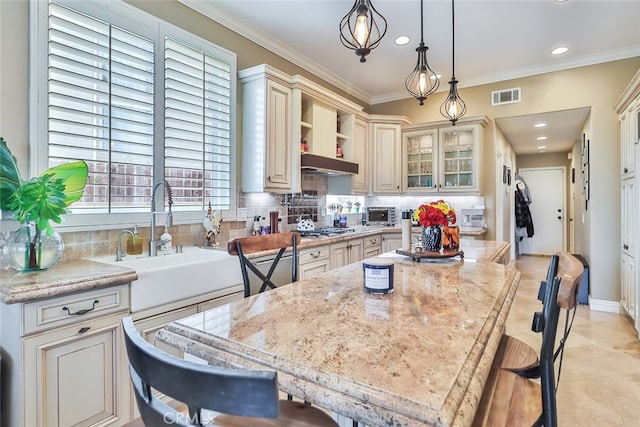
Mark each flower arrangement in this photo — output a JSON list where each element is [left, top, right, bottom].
[[413, 200, 456, 227]]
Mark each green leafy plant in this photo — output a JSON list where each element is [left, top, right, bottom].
[[1, 137, 88, 246]]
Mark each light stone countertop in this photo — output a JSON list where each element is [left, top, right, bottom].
[[157, 244, 519, 426], [0, 260, 137, 304]]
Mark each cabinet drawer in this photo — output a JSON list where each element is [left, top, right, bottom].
[[24, 284, 130, 335], [363, 235, 382, 248], [299, 246, 329, 264]]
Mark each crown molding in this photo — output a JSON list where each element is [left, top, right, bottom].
[[178, 1, 640, 107], [178, 0, 372, 105], [370, 45, 640, 105]]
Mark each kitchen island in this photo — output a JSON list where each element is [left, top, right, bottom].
[[157, 245, 519, 426]]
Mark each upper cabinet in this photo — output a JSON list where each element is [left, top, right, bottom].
[[239, 64, 366, 193], [402, 117, 487, 193], [616, 69, 640, 179], [619, 100, 639, 178], [239, 65, 300, 193], [370, 115, 412, 194]]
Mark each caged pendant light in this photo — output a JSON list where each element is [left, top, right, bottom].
[[339, 0, 387, 63], [405, 0, 439, 105], [440, 0, 467, 124]]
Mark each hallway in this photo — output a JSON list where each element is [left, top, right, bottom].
[[509, 256, 640, 425]]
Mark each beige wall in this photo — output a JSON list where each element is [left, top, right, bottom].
[[1, 0, 639, 303], [370, 59, 640, 302]]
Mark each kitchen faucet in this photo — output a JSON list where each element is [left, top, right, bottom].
[[149, 180, 173, 256], [115, 229, 135, 261]]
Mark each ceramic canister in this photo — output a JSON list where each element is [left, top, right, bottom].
[[362, 257, 394, 294]]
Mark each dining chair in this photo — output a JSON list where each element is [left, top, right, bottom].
[[227, 232, 301, 298], [122, 317, 338, 427]]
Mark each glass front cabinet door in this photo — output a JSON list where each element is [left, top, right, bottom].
[[403, 120, 484, 193]]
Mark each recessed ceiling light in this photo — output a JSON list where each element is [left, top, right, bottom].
[[537, 146, 547, 150], [537, 136, 547, 140], [394, 36, 410, 46], [552, 46, 569, 55], [430, 74, 442, 80], [534, 122, 547, 128]]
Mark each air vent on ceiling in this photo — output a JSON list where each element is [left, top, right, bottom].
[[491, 87, 521, 106]]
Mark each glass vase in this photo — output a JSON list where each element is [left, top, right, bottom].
[[6, 223, 64, 271], [421, 225, 442, 253]]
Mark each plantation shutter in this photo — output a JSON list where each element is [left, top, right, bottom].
[[164, 37, 232, 210], [47, 2, 155, 211]]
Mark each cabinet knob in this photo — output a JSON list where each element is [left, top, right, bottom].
[[624, 167, 629, 173], [267, 175, 271, 182], [624, 244, 629, 250]]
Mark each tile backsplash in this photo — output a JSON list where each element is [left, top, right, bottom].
[[3, 171, 483, 263]]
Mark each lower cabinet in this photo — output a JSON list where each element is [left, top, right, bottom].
[[363, 235, 382, 258], [382, 234, 402, 253], [23, 311, 131, 427], [621, 253, 636, 320], [330, 238, 364, 269], [299, 245, 330, 280]]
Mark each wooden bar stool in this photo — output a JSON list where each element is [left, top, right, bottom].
[[227, 232, 301, 298]]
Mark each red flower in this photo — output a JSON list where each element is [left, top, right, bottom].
[[413, 200, 456, 227]]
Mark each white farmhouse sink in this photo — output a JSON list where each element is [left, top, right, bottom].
[[91, 247, 243, 312]]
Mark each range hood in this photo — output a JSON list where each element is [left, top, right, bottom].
[[300, 153, 358, 175]]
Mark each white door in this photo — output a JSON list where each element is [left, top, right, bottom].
[[518, 167, 566, 255]]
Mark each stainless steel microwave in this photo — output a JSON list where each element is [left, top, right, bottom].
[[366, 207, 396, 226]]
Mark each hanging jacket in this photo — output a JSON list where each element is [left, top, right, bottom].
[[515, 188, 534, 238]]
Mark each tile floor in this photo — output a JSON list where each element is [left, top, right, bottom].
[[509, 255, 640, 426]]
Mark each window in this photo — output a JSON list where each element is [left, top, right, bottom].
[[32, 0, 236, 227]]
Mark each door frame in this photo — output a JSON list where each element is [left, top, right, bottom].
[[518, 166, 567, 255]]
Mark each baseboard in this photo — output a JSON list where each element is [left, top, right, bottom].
[[588, 297, 620, 313]]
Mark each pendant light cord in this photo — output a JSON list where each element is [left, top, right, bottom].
[[420, 0, 424, 44], [451, 0, 455, 79]]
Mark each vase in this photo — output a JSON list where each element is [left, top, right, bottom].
[[421, 226, 442, 253], [6, 223, 64, 271]]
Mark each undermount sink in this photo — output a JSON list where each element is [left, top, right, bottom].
[[91, 247, 243, 312]]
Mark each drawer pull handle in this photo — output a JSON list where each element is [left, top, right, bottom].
[[311, 252, 320, 259], [63, 299, 99, 316], [78, 327, 91, 334]]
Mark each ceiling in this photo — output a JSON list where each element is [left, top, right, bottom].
[[179, 0, 640, 154]]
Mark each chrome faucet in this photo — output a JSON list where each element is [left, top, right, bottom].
[[149, 180, 173, 256], [116, 229, 135, 261]]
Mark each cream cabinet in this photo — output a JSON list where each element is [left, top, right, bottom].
[[330, 238, 364, 269], [240, 64, 299, 193], [299, 245, 330, 280], [301, 96, 338, 158], [3, 284, 132, 427], [372, 121, 403, 193], [619, 99, 638, 178], [616, 69, 640, 334], [381, 234, 402, 253], [402, 117, 486, 193], [23, 312, 130, 427], [622, 253, 636, 321], [363, 234, 382, 258], [328, 116, 369, 194]]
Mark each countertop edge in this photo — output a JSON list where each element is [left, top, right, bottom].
[[1, 260, 138, 304]]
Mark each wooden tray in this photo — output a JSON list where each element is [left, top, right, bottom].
[[395, 248, 464, 262]]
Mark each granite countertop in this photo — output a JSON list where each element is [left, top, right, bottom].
[[158, 252, 520, 426], [0, 260, 138, 304]]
